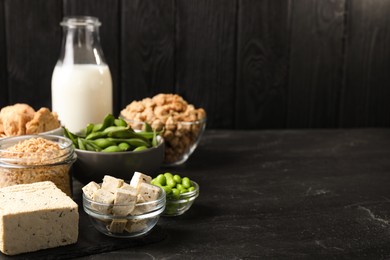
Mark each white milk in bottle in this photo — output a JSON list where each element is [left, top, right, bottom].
[[51, 64, 112, 132], [52, 16, 113, 133]]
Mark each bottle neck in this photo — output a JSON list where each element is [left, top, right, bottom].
[[58, 17, 106, 66]]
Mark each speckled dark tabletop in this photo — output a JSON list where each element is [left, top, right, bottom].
[[3, 129, 390, 259]]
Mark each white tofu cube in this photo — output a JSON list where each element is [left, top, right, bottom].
[[125, 219, 147, 233], [82, 181, 100, 199], [112, 188, 137, 216], [130, 172, 152, 191], [101, 175, 124, 193], [92, 188, 115, 214], [108, 219, 128, 233]]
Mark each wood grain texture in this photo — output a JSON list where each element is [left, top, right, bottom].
[[287, 0, 345, 128], [176, 0, 236, 129], [236, 0, 290, 129], [4, 0, 62, 109], [63, 0, 121, 115], [341, 0, 390, 127], [120, 0, 174, 109], [0, 0, 8, 107]]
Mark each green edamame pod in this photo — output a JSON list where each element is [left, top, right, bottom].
[[77, 138, 86, 150], [96, 114, 115, 132], [103, 125, 128, 133], [144, 122, 153, 132], [85, 123, 95, 136], [126, 138, 150, 147], [93, 123, 103, 132], [102, 145, 122, 152], [92, 138, 116, 149], [133, 146, 148, 152], [84, 140, 102, 152], [63, 127, 78, 147], [114, 118, 128, 127], [152, 129, 158, 147], [118, 142, 131, 151], [86, 131, 108, 140], [85, 142, 97, 151], [133, 131, 161, 139], [107, 129, 147, 141]]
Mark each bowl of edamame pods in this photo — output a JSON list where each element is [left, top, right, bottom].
[[64, 114, 165, 184], [151, 173, 199, 216]]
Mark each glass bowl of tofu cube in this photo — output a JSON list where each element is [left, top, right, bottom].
[[82, 173, 166, 238]]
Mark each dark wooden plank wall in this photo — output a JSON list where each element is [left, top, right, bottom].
[[0, 0, 390, 129], [0, 0, 6, 106]]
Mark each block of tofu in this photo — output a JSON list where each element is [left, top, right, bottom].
[[0, 181, 78, 256], [92, 188, 115, 214], [108, 219, 127, 233], [129, 171, 152, 191], [121, 182, 137, 193], [82, 181, 100, 199], [131, 183, 161, 215], [138, 182, 161, 202], [101, 175, 124, 193], [112, 188, 137, 216], [125, 219, 147, 233]]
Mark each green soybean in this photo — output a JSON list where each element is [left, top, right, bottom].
[[171, 188, 180, 199], [166, 178, 176, 188], [182, 177, 191, 188], [151, 173, 197, 200], [180, 188, 188, 194], [173, 175, 182, 184], [156, 174, 167, 186], [164, 172, 173, 179], [162, 186, 172, 195]]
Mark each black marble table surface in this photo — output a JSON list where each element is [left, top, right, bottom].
[[4, 129, 390, 259]]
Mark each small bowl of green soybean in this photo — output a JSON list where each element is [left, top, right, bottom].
[[151, 173, 199, 216], [66, 114, 165, 184]]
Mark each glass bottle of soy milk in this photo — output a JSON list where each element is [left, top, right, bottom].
[[52, 16, 113, 133]]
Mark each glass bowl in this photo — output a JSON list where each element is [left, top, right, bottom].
[[83, 186, 166, 238], [120, 114, 206, 166], [163, 181, 199, 216], [0, 135, 76, 196]]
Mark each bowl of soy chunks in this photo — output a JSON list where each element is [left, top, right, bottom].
[[64, 114, 165, 184]]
